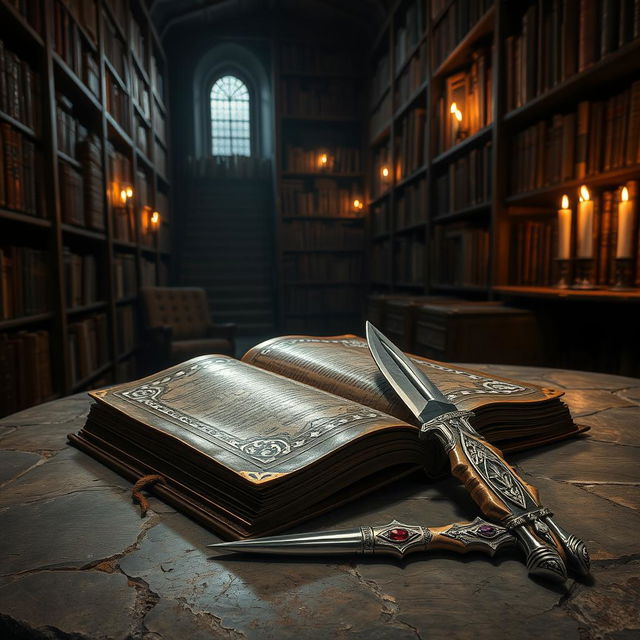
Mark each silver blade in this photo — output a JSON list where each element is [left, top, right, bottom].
[[208, 528, 363, 555], [366, 321, 457, 423]]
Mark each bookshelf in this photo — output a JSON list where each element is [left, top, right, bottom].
[[0, 0, 171, 417], [367, 0, 640, 305], [274, 38, 366, 333]]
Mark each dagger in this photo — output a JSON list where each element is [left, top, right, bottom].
[[365, 321, 590, 583], [208, 517, 516, 559]]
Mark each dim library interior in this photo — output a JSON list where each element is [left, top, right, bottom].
[[1, 0, 640, 419]]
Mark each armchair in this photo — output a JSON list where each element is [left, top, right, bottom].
[[141, 287, 236, 369]]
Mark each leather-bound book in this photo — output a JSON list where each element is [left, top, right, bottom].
[[70, 336, 585, 539]]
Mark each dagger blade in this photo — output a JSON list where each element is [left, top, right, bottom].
[[365, 322, 457, 423]]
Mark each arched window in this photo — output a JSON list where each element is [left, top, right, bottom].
[[210, 75, 251, 156]]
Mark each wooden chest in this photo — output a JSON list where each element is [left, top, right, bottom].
[[414, 303, 543, 365]]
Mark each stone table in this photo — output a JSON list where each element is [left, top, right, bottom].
[[0, 366, 639, 640]]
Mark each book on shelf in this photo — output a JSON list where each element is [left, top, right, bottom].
[[132, 69, 150, 120], [63, 248, 98, 308], [370, 91, 392, 141], [394, 235, 425, 284], [116, 304, 136, 355], [396, 177, 427, 228], [432, 0, 493, 70], [103, 13, 128, 82], [394, 0, 426, 72], [152, 105, 167, 144], [282, 253, 362, 282], [509, 219, 555, 287], [52, 0, 99, 96], [282, 219, 364, 251], [113, 253, 137, 299], [285, 145, 361, 174], [150, 53, 165, 101], [0, 122, 41, 215], [131, 14, 147, 69], [395, 41, 428, 108], [506, 0, 640, 111], [279, 42, 357, 76], [432, 223, 490, 288], [67, 313, 109, 386], [281, 78, 357, 119], [0, 245, 48, 320], [106, 71, 129, 131], [0, 38, 39, 132], [510, 79, 640, 194], [59, 160, 84, 226], [435, 47, 493, 154], [371, 50, 390, 109], [394, 107, 426, 179], [435, 141, 492, 216], [0, 329, 52, 417], [281, 178, 363, 217], [69, 334, 584, 538], [154, 139, 167, 178]]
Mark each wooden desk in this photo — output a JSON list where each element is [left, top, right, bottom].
[[0, 366, 639, 639]]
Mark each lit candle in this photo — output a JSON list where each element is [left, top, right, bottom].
[[576, 185, 594, 258], [151, 210, 160, 227], [557, 194, 572, 259], [353, 199, 363, 211], [616, 186, 634, 258], [450, 102, 463, 141], [318, 153, 328, 169]]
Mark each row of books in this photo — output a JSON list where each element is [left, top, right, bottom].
[[395, 0, 426, 73], [0, 330, 52, 417], [395, 236, 426, 283], [187, 155, 272, 180], [281, 179, 363, 217], [52, 0, 99, 97], [283, 253, 362, 282], [4, 0, 43, 33], [371, 240, 391, 283], [509, 219, 555, 287], [62, 0, 98, 44], [435, 47, 493, 154], [435, 141, 492, 216], [432, 0, 493, 70], [371, 51, 390, 108], [132, 69, 151, 120], [285, 146, 361, 174], [279, 42, 358, 76], [284, 287, 362, 314], [103, 12, 128, 83], [68, 313, 109, 386], [151, 54, 165, 101], [370, 91, 392, 142], [396, 177, 428, 229], [113, 253, 136, 299], [153, 106, 167, 144], [0, 38, 39, 131], [131, 14, 147, 70], [59, 161, 85, 227], [63, 249, 98, 309], [395, 42, 428, 109], [372, 201, 390, 237], [395, 108, 426, 179], [106, 71, 129, 131], [506, 0, 640, 112], [135, 117, 150, 158], [0, 122, 40, 215], [281, 79, 357, 119], [154, 140, 167, 178], [116, 303, 136, 355], [0, 246, 48, 319], [282, 220, 364, 251], [432, 224, 490, 288], [510, 81, 640, 195]]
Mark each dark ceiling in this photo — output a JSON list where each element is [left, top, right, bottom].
[[148, 0, 391, 40]]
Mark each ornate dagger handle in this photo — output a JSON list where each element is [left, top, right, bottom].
[[208, 517, 515, 559], [420, 410, 590, 582]]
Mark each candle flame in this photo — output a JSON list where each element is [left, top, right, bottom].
[[579, 185, 590, 202], [450, 102, 457, 114], [561, 194, 569, 209], [381, 166, 389, 178], [353, 199, 363, 210], [319, 153, 328, 166], [455, 109, 462, 122], [125, 186, 133, 198], [622, 186, 629, 202], [120, 189, 127, 204], [151, 211, 160, 225]]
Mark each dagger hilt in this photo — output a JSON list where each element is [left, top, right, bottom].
[[420, 409, 589, 582]]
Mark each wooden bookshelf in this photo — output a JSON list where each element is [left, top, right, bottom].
[[367, 0, 640, 302], [0, 0, 172, 417], [274, 36, 367, 333]]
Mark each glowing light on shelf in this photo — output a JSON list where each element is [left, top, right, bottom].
[[353, 199, 363, 210]]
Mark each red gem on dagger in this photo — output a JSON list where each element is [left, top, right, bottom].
[[387, 528, 410, 541]]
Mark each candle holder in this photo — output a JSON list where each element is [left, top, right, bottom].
[[554, 258, 572, 289], [572, 258, 597, 290], [611, 258, 636, 290]]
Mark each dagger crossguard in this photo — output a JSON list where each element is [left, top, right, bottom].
[[420, 409, 589, 582]]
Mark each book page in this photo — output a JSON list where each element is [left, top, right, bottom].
[[89, 354, 413, 479], [242, 335, 560, 425]]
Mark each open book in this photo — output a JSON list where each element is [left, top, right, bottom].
[[69, 335, 584, 539]]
